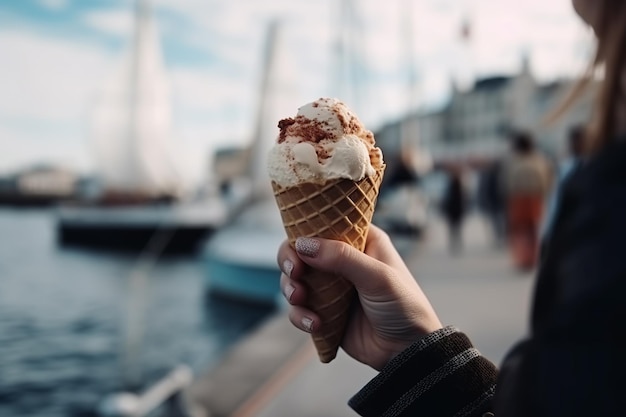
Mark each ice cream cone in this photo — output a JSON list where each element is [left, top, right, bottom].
[[271, 166, 385, 362]]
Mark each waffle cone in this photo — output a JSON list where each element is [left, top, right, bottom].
[[271, 166, 385, 362]]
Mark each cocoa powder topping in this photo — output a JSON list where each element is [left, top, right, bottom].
[[277, 118, 296, 143], [280, 115, 335, 143]]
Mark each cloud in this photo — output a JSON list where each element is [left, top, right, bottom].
[[82, 9, 133, 38], [0, 124, 90, 174], [0, 31, 114, 122], [0, 30, 115, 171], [456, 0, 591, 79], [169, 68, 254, 140], [38, 0, 69, 11], [0, 0, 590, 175]]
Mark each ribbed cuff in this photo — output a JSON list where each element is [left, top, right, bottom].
[[349, 326, 497, 417]]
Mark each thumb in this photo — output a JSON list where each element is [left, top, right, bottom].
[[294, 237, 393, 296]]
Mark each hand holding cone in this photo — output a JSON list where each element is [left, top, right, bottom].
[[271, 166, 385, 362]]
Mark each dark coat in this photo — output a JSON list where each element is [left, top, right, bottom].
[[349, 140, 626, 417], [495, 139, 626, 415], [442, 174, 466, 225], [477, 160, 504, 214]]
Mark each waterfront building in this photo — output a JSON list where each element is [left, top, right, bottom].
[[375, 57, 597, 170], [0, 165, 78, 206]]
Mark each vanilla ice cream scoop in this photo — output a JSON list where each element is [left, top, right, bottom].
[[267, 98, 383, 188], [268, 98, 386, 363]]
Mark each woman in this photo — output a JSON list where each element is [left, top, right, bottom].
[[500, 131, 553, 270], [540, 124, 585, 239], [441, 167, 468, 254], [276, 0, 626, 416]]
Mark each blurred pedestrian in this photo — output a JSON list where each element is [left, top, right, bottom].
[[540, 124, 585, 238], [501, 131, 553, 270], [277, 0, 626, 415], [477, 158, 506, 247], [441, 168, 467, 254]]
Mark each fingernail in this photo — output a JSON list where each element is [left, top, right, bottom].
[[301, 317, 314, 333], [282, 259, 294, 278], [283, 284, 295, 302], [295, 237, 320, 257]]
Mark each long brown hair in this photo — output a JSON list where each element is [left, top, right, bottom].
[[551, 1, 626, 153]]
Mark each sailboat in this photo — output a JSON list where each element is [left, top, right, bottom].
[[202, 20, 297, 304], [56, 0, 229, 254]]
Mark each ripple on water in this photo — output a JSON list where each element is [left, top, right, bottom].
[[0, 209, 277, 417]]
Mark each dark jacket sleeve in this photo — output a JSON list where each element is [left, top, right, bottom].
[[349, 141, 626, 417], [349, 326, 497, 417], [492, 147, 626, 417]]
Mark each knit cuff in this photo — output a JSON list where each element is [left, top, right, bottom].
[[349, 326, 497, 417]]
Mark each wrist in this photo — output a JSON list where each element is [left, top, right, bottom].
[[375, 324, 447, 370]]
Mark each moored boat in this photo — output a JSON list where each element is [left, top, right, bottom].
[[202, 19, 297, 304], [57, 197, 229, 254], [56, 0, 231, 255], [203, 199, 285, 304]]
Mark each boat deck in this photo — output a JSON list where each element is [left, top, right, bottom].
[[57, 198, 231, 254]]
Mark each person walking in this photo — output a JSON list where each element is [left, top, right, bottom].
[[540, 124, 585, 238], [477, 159, 506, 247], [441, 167, 467, 254], [276, 0, 626, 415], [501, 131, 553, 270]]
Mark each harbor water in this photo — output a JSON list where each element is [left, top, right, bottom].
[[0, 208, 277, 417]]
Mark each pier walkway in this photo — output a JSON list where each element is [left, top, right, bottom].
[[183, 215, 535, 417]]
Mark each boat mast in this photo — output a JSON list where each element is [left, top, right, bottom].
[[246, 20, 279, 201], [126, 0, 143, 194], [331, 0, 367, 117], [400, 0, 431, 175]]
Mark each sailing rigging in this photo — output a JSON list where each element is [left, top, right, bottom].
[[90, 0, 181, 202]]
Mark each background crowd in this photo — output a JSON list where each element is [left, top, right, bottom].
[[439, 126, 584, 271]]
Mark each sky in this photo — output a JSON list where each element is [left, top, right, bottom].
[[0, 0, 591, 185]]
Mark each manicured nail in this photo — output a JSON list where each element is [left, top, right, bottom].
[[301, 317, 314, 332], [283, 284, 295, 302], [282, 259, 294, 278], [295, 237, 320, 257]]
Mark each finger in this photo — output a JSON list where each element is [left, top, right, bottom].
[[287, 305, 320, 333], [276, 239, 307, 282], [294, 236, 395, 295], [279, 273, 308, 305], [365, 225, 409, 269]]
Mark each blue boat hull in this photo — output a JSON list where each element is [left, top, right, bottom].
[[206, 255, 282, 306]]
